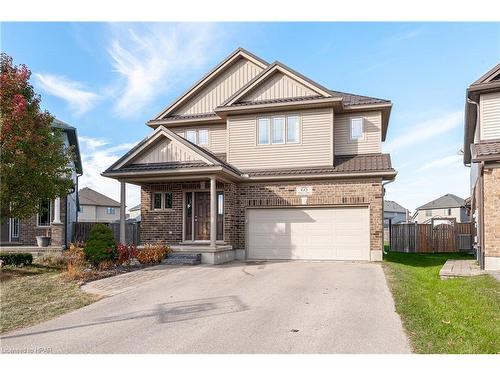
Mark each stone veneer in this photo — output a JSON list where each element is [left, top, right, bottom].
[[483, 166, 500, 269], [140, 178, 384, 260]]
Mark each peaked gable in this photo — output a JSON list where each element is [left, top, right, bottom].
[[152, 48, 268, 121], [221, 62, 332, 107]]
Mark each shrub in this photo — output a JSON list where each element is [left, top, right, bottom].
[[136, 242, 170, 264], [63, 243, 86, 280], [36, 253, 65, 268], [116, 243, 138, 265], [0, 252, 33, 266], [97, 260, 114, 271], [84, 224, 116, 266]]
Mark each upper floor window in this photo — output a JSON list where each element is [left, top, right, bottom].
[[257, 115, 300, 145], [184, 129, 208, 146], [425, 210, 432, 217], [106, 207, 116, 215], [446, 208, 452, 216], [37, 199, 52, 227], [350, 117, 364, 140]]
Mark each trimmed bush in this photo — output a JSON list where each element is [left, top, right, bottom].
[[0, 252, 33, 266], [84, 224, 116, 266], [136, 242, 170, 264]]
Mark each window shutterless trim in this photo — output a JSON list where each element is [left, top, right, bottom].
[[350, 117, 365, 141], [257, 117, 271, 145], [152, 192, 163, 210], [271, 116, 286, 144], [286, 114, 300, 144]]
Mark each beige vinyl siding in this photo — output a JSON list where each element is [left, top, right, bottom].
[[228, 108, 334, 170], [480, 91, 500, 140], [171, 124, 227, 154], [78, 205, 121, 223], [334, 111, 382, 155], [240, 72, 318, 102], [414, 207, 466, 224], [132, 138, 201, 164], [175, 59, 263, 116]]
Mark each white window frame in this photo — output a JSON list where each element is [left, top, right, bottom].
[[350, 117, 365, 141], [164, 192, 173, 209], [10, 218, 20, 238], [271, 116, 286, 145], [184, 129, 209, 146], [106, 207, 116, 215], [286, 114, 300, 144], [257, 117, 271, 145], [37, 199, 52, 227], [425, 209, 432, 217], [257, 114, 301, 146]]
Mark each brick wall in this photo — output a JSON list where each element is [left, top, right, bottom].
[[140, 178, 384, 258], [18, 197, 67, 246], [234, 179, 384, 255], [483, 167, 500, 257]]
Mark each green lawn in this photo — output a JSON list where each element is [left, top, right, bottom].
[[0, 264, 100, 333], [383, 252, 500, 354]]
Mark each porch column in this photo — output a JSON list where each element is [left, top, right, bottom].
[[120, 181, 126, 244], [52, 197, 62, 224], [210, 176, 217, 248]]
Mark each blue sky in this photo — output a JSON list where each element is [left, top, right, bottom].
[[2, 22, 499, 211]]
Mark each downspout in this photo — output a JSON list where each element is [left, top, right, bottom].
[[382, 178, 396, 255]]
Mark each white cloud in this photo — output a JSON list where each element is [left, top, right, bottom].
[[108, 23, 220, 117], [34, 73, 100, 115], [417, 154, 463, 171], [79, 136, 140, 211], [384, 111, 463, 153]]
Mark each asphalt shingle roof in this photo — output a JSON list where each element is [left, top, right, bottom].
[[79, 187, 120, 207], [384, 200, 407, 213], [471, 141, 500, 160], [416, 194, 465, 211]]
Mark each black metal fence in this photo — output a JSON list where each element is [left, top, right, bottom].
[[73, 222, 141, 245]]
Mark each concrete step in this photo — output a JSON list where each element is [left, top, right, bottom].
[[162, 253, 201, 265]]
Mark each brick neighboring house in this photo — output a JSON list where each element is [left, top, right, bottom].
[[0, 119, 83, 248], [464, 63, 500, 270], [78, 187, 121, 223], [103, 48, 396, 264]]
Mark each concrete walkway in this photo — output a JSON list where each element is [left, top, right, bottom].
[[439, 259, 484, 279], [0, 262, 410, 354]]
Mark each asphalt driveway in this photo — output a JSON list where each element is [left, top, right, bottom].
[[0, 261, 410, 354]]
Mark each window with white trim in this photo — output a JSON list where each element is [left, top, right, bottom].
[[425, 210, 432, 217], [106, 207, 116, 215], [257, 115, 300, 145], [37, 199, 52, 227], [350, 117, 364, 140], [184, 129, 209, 146], [257, 118, 270, 145]]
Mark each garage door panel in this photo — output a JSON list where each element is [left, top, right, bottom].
[[247, 207, 370, 261]]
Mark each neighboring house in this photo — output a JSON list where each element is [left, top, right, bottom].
[[412, 194, 469, 224], [384, 200, 409, 226], [103, 48, 396, 264], [464, 63, 500, 270], [78, 187, 121, 223], [0, 119, 83, 248], [128, 204, 141, 221]]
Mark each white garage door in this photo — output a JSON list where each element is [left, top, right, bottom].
[[247, 207, 370, 261]]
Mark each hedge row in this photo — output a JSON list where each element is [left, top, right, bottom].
[[0, 252, 33, 266]]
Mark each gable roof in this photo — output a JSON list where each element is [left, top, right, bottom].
[[130, 204, 141, 211], [103, 125, 242, 177], [416, 194, 465, 211], [384, 200, 407, 213], [79, 187, 120, 207], [52, 118, 83, 175], [150, 48, 269, 122], [220, 61, 333, 107], [464, 63, 500, 164]]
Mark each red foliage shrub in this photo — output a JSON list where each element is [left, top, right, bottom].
[[116, 243, 138, 265]]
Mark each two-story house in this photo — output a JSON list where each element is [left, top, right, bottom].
[[78, 187, 121, 223], [103, 48, 396, 264], [464, 63, 500, 270], [0, 119, 83, 249], [412, 194, 469, 224]]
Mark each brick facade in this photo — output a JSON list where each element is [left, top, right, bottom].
[[483, 167, 500, 258], [140, 178, 384, 258], [16, 197, 67, 247]]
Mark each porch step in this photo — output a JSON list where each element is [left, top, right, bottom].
[[162, 253, 201, 265]]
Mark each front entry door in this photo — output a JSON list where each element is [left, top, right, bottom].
[[194, 192, 210, 240]]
